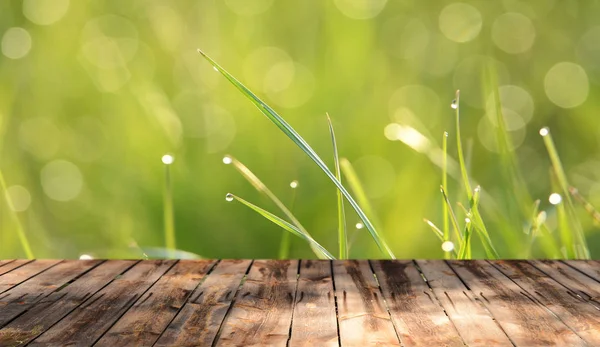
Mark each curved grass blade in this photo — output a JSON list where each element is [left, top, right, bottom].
[[541, 127, 589, 259], [339, 158, 383, 231], [228, 194, 335, 259], [469, 186, 499, 259], [440, 186, 462, 242], [327, 114, 347, 259], [224, 155, 328, 259], [0, 169, 33, 259], [199, 49, 395, 258], [457, 221, 472, 259], [453, 90, 472, 200]]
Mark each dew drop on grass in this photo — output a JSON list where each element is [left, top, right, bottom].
[[539, 127, 549, 137], [162, 154, 174, 165], [549, 193, 562, 205], [213, 66, 218, 72], [222, 155, 233, 165], [225, 193, 234, 202], [441, 241, 454, 252], [79, 254, 93, 260], [290, 180, 299, 189], [465, 217, 471, 224], [444, 131, 448, 137], [355, 222, 364, 229], [450, 99, 458, 109]]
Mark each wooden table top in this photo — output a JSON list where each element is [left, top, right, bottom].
[[0, 259, 598, 346]]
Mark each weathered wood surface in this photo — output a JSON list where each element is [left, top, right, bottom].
[[0, 260, 598, 347]]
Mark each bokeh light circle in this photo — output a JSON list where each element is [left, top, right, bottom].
[[439, 3, 482, 43], [544, 62, 589, 108], [2, 28, 32, 59], [264, 62, 315, 108], [334, 0, 387, 20], [41, 160, 84, 202], [23, 0, 70, 25], [492, 13, 536, 54], [6, 185, 32, 212]]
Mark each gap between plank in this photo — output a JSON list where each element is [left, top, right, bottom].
[[329, 260, 342, 347], [285, 259, 302, 347], [367, 261, 405, 347]]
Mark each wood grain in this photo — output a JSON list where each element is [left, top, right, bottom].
[[0, 260, 61, 294], [29, 260, 175, 346], [96, 260, 216, 347], [215, 260, 298, 347], [333, 260, 400, 346], [531, 260, 600, 305], [0, 260, 135, 346], [448, 260, 587, 346], [0, 260, 101, 327], [372, 260, 464, 347], [415, 260, 512, 346], [156, 259, 252, 347], [491, 260, 600, 345], [289, 260, 338, 347], [0, 259, 32, 276], [564, 260, 600, 282]]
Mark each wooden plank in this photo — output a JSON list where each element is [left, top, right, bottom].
[[531, 260, 600, 304], [215, 260, 298, 347], [333, 260, 400, 346], [289, 260, 338, 347], [0, 260, 15, 268], [371, 260, 462, 347], [155, 259, 252, 347], [491, 260, 600, 345], [564, 260, 600, 282], [0, 260, 32, 277], [415, 260, 512, 346], [0, 259, 102, 327], [29, 260, 175, 346], [448, 260, 587, 346], [0, 260, 61, 294], [0, 260, 135, 346], [95, 260, 217, 347]]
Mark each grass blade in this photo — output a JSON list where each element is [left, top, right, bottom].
[[424, 218, 444, 242], [453, 90, 472, 200], [223, 155, 329, 259], [540, 127, 589, 259], [469, 186, 499, 259], [442, 131, 449, 260], [327, 114, 347, 259], [440, 186, 462, 243], [0, 169, 34, 259], [199, 49, 394, 258], [569, 186, 600, 225], [339, 158, 383, 231], [227, 193, 334, 259], [162, 156, 176, 257]]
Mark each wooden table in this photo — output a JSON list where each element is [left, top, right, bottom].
[[0, 260, 598, 346]]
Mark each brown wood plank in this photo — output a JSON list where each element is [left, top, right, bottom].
[[0, 260, 61, 294], [155, 259, 252, 347], [28, 259, 175, 346], [0, 260, 135, 346], [0, 259, 102, 327], [491, 260, 600, 345], [215, 260, 298, 347], [371, 260, 462, 347], [531, 260, 600, 305], [333, 260, 400, 346], [289, 260, 338, 347], [415, 260, 512, 346], [95, 260, 217, 347], [0, 260, 15, 268], [0, 260, 32, 277], [448, 260, 586, 346], [564, 260, 600, 282]]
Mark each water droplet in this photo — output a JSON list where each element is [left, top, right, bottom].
[[444, 131, 449, 137], [290, 180, 299, 189], [539, 127, 549, 137], [162, 154, 174, 165], [450, 99, 458, 109], [225, 193, 234, 202], [465, 217, 471, 224], [213, 66, 218, 72], [355, 222, 364, 229], [442, 241, 454, 252], [549, 193, 562, 205], [474, 186, 481, 193], [222, 155, 233, 165], [79, 254, 93, 260]]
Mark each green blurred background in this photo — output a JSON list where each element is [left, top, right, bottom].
[[1, 0, 600, 259]]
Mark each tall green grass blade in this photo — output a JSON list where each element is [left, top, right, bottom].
[[163, 159, 176, 256], [198, 49, 394, 258], [440, 186, 462, 242], [0, 169, 34, 259], [327, 114, 347, 259], [540, 127, 589, 259], [224, 155, 328, 259], [339, 158, 383, 231], [278, 181, 297, 259], [227, 193, 334, 259], [453, 90, 473, 200], [569, 186, 600, 225], [442, 132, 449, 260], [556, 200, 575, 258], [457, 221, 472, 259]]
